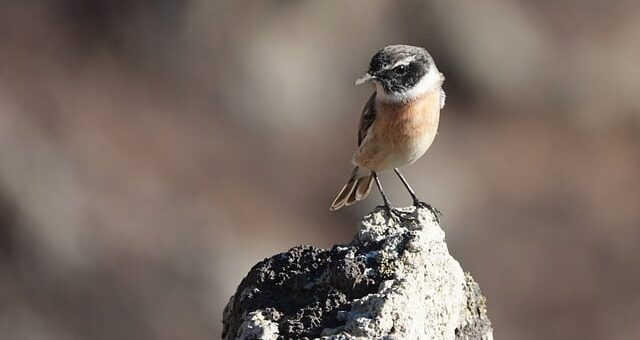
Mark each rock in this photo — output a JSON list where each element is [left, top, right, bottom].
[[222, 206, 493, 340]]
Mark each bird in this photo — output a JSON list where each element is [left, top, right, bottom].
[[329, 45, 445, 222]]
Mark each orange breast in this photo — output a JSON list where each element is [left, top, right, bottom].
[[354, 89, 441, 171], [374, 90, 440, 148]]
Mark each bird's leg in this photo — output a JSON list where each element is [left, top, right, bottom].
[[372, 172, 392, 213], [394, 168, 442, 222], [393, 168, 420, 205], [373, 172, 409, 223]]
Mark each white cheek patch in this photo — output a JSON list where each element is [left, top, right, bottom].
[[378, 67, 443, 103]]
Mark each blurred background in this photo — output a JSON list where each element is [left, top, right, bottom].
[[1, 1, 639, 339]]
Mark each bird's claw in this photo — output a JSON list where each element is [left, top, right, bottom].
[[377, 205, 418, 224], [413, 200, 442, 223]]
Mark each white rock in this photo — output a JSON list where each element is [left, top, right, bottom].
[[223, 206, 493, 340]]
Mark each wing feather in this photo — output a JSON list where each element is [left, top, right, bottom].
[[357, 92, 377, 146]]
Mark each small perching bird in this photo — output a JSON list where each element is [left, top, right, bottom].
[[330, 45, 445, 221]]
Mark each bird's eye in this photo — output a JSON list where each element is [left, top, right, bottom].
[[394, 65, 407, 74]]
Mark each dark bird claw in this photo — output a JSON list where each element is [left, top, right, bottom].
[[377, 205, 419, 224], [413, 200, 442, 223]]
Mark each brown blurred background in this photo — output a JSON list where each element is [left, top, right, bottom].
[[1, 1, 639, 339]]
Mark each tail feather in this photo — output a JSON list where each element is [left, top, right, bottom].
[[345, 182, 359, 206], [355, 175, 373, 200], [329, 178, 357, 211], [330, 168, 373, 211]]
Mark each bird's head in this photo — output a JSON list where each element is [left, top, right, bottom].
[[356, 45, 443, 102]]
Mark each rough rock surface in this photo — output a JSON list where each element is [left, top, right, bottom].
[[222, 206, 493, 340]]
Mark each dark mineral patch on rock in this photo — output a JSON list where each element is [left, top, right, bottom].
[[222, 242, 387, 339]]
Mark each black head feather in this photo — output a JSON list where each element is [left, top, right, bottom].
[[367, 45, 433, 95]]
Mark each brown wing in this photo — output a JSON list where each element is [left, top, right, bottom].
[[357, 92, 377, 146]]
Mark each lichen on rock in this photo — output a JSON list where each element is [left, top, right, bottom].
[[222, 206, 493, 340]]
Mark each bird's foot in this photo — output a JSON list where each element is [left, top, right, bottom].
[[413, 200, 442, 223], [376, 205, 418, 224]]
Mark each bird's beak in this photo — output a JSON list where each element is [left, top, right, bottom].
[[355, 73, 375, 86]]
